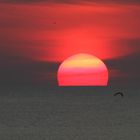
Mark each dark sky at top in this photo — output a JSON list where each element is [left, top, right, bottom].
[[0, 0, 140, 88], [1, 0, 140, 4]]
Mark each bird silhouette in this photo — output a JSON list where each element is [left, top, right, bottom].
[[113, 92, 124, 97]]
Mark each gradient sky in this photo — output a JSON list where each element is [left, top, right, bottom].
[[0, 0, 140, 87]]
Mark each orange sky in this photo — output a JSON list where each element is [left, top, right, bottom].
[[0, 3, 140, 62], [0, 2, 140, 86]]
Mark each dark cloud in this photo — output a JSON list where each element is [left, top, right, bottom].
[[1, 51, 139, 87], [1, 0, 140, 4], [0, 54, 60, 86], [105, 52, 140, 87], [104, 37, 140, 87], [115, 38, 140, 49]]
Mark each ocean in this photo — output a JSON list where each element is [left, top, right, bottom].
[[0, 87, 139, 140]]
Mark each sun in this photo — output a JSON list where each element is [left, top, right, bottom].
[[57, 53, 108, 86]]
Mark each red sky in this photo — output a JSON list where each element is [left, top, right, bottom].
[[0, 2, 140, 86]]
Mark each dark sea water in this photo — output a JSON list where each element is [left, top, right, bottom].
[[0, 87, 140, 140]]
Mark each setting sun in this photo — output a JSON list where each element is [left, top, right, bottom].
[[57, 53, 108, 86]]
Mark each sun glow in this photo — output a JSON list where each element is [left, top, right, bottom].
[[57, 53, 108, 86]]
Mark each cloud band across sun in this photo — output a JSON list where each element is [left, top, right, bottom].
[[58, 53, 108, 86]]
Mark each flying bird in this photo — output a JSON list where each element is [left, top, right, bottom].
[[113, 92, 124, 97]]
